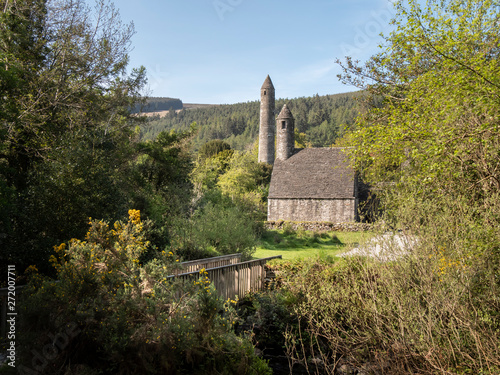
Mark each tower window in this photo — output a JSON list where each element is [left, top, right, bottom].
[[281, 121, 286, 129], [263, 90, 266, 95]]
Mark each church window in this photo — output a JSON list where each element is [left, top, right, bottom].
[[282, 121, 286, 129], [263, 90, 266, 95]]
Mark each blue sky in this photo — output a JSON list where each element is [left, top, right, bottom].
[[117, 0, 397, 104]]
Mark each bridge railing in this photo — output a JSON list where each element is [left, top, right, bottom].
[[1, 255, 281, 338], [169, 256, 282, 300], [174, 253, 242, 275]]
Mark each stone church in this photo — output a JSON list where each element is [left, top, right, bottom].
[[259, 75, 358, 223]]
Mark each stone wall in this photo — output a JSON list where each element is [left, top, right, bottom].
[[265, 220, 373, 232], [268, 198, 357, 223]]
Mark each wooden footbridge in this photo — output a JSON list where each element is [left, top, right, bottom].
[[169, 254, 282, 300], [0, 254, 281, 338]]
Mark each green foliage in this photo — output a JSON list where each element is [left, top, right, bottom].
[[237, 290, 299, 356], [136, 130, 194, 193], [133, 129, 194, 220], [190, 141, 271, 241], [167, 141, 271, 262], [8, 130, 133, 270], [306, 119, 340, 147], [281, 240, 500, 374], [198, 139, 232, 161], [216, 150, 271, 212], [18, 211, 271, 375], [193, 201, 256, 259], [0, 0, 151, 273], [193, 142, 271, 207], [339, 0, 500, 208], [170, 196, 257, 261], [278, 0, 500, 373], [192, 148, 235, 192], [140, 92, 364, 150]]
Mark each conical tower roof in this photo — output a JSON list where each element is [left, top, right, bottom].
[[277, 104, 293, 119], [261, 75, 274, 89]]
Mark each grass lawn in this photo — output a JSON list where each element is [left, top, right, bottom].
[[254, 229, 374, 261]]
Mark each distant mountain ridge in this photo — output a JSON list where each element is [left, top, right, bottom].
[[140, 91, 367, 151], [133, 97, 184, 113]]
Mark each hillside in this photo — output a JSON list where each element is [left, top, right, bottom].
[[133, 97, 184, 113], [140, 91, 368, 151], [135, 103, 218, 118]]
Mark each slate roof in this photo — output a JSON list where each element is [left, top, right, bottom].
[[277, 104, 293, 119], [268, 148, 355, 199], [261, 75, 274, 89]]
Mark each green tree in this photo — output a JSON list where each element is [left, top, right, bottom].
[[306, 119, 339, 147], [132, 128, 195, 248], [0, 0, 147, 272], [339, 0, 500, 208], [181, 144, 270, 260], [192, 149, 234, 194], [217, 150, 271, 212], [333, 2, 500, 371], [198, 139, 232, 161]]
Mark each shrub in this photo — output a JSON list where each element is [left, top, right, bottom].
[[17, 210, 270, 375], [283, 245, 500, 374], [171, 197, 257, 261], [198, 139, 232, 161], [282, 222, 295, 236], [237, 290, 300, 355]]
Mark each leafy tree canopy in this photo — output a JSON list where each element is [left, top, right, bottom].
[[0, 0, 150, 272], [198, 139, 232, 160], [339, 0, 500, 209]]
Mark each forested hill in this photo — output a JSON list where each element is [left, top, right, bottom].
[[140, 91, 366, 150], [133, 97, 184, 113]]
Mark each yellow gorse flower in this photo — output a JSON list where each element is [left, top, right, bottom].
[[25, 265, 38, 273], [128, 209, 141, 225], [54, 243, 66, 253]]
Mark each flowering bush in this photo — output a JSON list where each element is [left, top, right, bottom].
[[19, 210, 270, 374]]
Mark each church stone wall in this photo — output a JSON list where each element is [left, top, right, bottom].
[[268, 198, 357, 223]]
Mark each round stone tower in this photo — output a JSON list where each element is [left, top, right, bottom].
[[276, 104, 295, 161], [258, 75, 275, 165]]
